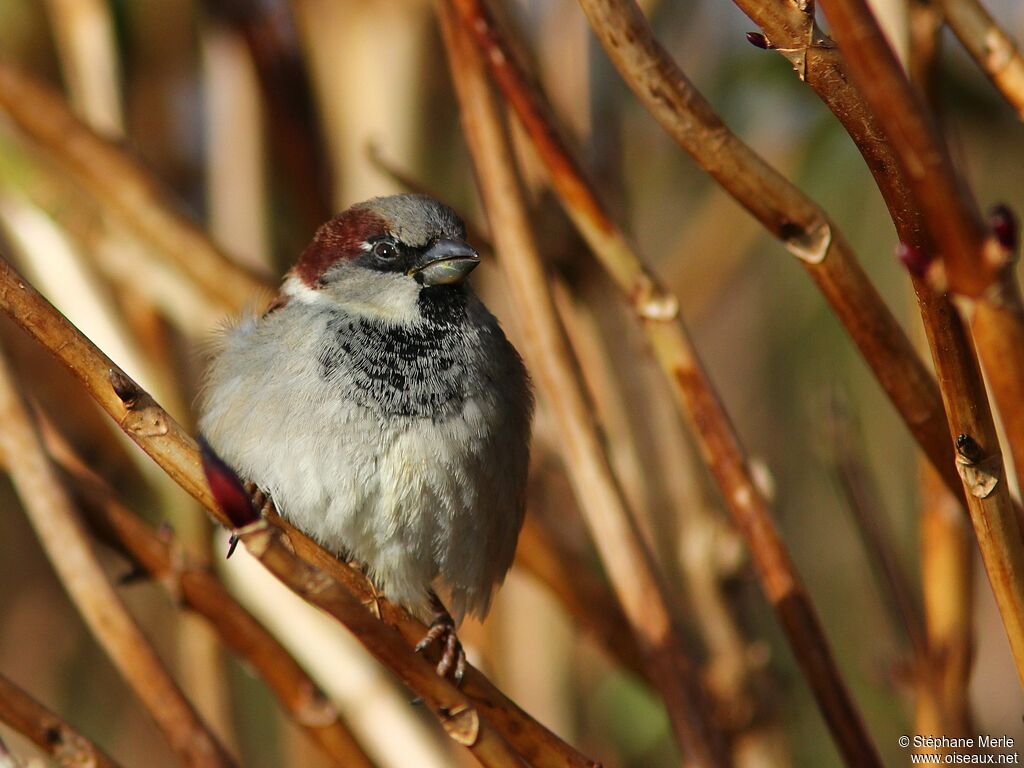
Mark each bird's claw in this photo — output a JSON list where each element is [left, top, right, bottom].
[[415, 615, 467, 686]]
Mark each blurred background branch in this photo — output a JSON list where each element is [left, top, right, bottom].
[[0, 0, 1023, 766]]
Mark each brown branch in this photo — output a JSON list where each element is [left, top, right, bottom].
[[0, 62, 270, 313], [921, 468, 974, 745], [0, 343, 235, 767], [37, 420, 377, 768], [436, 3, 729, 765], [453, 0, 881, 764], [807, 0, 1024, 512], [912, 18, 970, 743], [198, 0, 334, 230], [907, 10, 975, 748], [0, 673, 123, 768], [735, 0, 986, 733], [917, 463, 975, 747], [825, 393, 926, 662], [815, 0, 1024, 691], [0, 254, 597, 768], [221, 515, 527, 768], [730, 0, 1021, 533], [516, 512, 648, 682], [450, 0, 965, 509], [909, 260, 1024, 685], [550, 273, 789, 763], [730, 2, 1001, 574], [814, 0, 992, 296], [935, 0, 1024, 120]]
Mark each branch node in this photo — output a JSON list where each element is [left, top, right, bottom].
[[108, 369, 141, 406], [633, 280, 679, 321], [746, 32, 771, 50], [438, 704, 481, 746], [782, 220, 832, 264], [954, 434, 1002, 498], [234, 519, 273, 555], [109, 370, 168, 436], [293, 681, 340, 728]]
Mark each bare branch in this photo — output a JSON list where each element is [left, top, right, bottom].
[[0, 342, 235, 767], [816, 0, 1024, 690], [825, 393, 926, 661], [0, 253, 597, 768], [0, 673, 123, 768], [436, 2, 729, 765], [39, 420, 377, 768], [814, 0, 991, 295], [0, 62, 269, 313], [935, 0, 1024, 120], [451, 0, 881, 763], [450, 0, 965, 509], [198, 0, 334, 229]]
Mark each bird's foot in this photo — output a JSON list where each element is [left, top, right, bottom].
[[415, 595, 467, 685], [243, 482, 273, 516]]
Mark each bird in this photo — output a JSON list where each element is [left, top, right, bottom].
[[198, 193, 533, 681]]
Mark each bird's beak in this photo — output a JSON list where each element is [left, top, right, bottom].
[[410, 239, 480, 286]]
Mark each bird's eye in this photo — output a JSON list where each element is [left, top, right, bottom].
[[372, 240, 399, 262]]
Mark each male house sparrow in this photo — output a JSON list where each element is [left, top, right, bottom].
[[198, 194, 533, 680]]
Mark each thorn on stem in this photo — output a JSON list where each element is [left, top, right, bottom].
[[226, 534, 239, 559], [746, 32, 770, 49], [108, 369, 141, 406], [955, 433, 983, 463]]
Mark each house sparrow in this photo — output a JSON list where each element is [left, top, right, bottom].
[[198, 194, 533, 680]]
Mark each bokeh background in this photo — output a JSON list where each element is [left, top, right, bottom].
[[0, 0, 1023, 766]]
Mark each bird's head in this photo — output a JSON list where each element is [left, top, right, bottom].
[[281, 194, 479, 322]]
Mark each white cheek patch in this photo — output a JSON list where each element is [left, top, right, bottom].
[[281, 274, 328, 306], [315, 261, 422, 324]]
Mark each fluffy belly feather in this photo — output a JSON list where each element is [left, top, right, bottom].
[[199, 295, 530, 623]]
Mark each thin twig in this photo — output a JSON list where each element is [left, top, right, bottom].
[[42, 0, 123, 136], [824, 392, 927, 660], [42, 0, 238, 743], [437, 3, 729, 765], [907, 17, 976, 745], [552, 273, 789, 764], [814, 0, 993, 295], [0, 254, 598, 768], [199, 0, 333, 229], [814, 0, 1024, 503], [454, 1, 881, 763], [200, 476, 527, 768], [0, 342, 235, 768], [917, 462, 975, 747], [0, 673, 123, 768], [517, 513, 648, 682], [38, 419, 377, 768], [935, 0, 1024, 120], [817, 0, 1024, 690], [0, 62, 270, 313], [449, 0, 964, 508], [737, 0, 984, 735]]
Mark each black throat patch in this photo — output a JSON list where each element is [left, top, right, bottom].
[[317, 287, 475, 418]]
